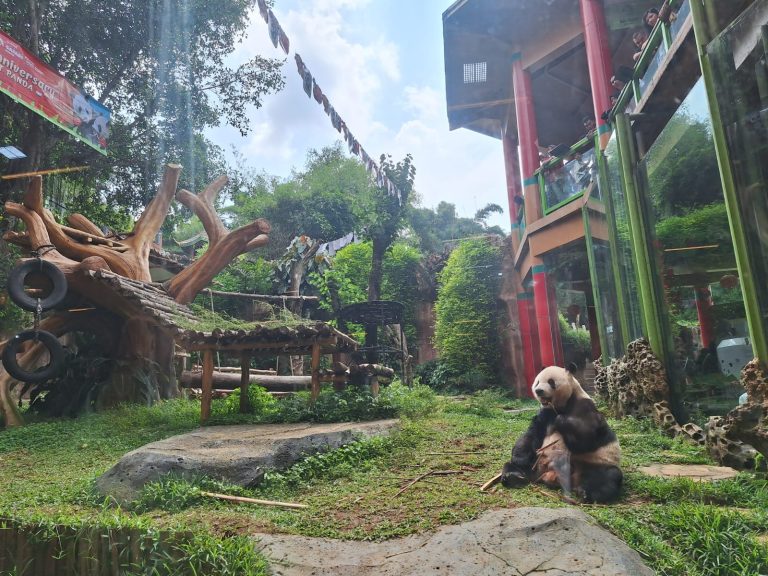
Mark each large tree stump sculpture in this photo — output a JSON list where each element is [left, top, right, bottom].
[[0, 165, 270, 426]]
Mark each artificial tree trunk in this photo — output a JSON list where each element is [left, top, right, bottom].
[[0, 165, 270, 425]]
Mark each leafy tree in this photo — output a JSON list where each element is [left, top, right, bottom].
[[310, 241, 422, 342], [0, 0, 284, 216], [409, 201, 504, 254], [363, 154, 415, 301], [473, 202, 504, 226], [227, 144, 374, 258], [434, 237, 502, 385], [645, 110, 721, 217]]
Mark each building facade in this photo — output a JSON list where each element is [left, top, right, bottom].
[[443, 0, 768, 423]]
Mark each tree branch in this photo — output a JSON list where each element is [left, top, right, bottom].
[[165, 219, 270, 304], [18, 177, 131, 276], [175, 175, 229, 246], [129, 164, 182, 246]]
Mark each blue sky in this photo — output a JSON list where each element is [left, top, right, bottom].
[[207, 0, 511, 233]]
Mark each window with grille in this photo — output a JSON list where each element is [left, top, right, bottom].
[[463, 62, 487, 84]]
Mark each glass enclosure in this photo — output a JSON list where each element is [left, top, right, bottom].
[[541, 146, 597, 213], [636, 79, 747, 421], [546, 243, 596, 377], [708, 0, 768, 361], [602, 132, 644, 351]]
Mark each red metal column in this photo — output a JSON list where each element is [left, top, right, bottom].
[[579, 0, 614, 148], [516, 292, 538, 391], [511, 54, 542, 224], [533, 264, 559, 367], [695, 287, 714, 349]]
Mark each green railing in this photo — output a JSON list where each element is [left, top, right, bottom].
[[613, 0, 691, 116], [537, 138, 597, 214]]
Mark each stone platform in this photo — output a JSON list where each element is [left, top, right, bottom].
[[96, 420, 399, 503]]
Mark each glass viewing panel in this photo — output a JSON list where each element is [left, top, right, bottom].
[[603, 133, 644, 348], [637, 79, 746, 422], [669, 0, 691, 41], [708, 1, 768, 361], [542, 146, 597, 213], [638, 42, 667, 97]]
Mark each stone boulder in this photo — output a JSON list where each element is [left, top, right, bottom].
[[254, 507, 653, 576], [96, 420, 399, 504]]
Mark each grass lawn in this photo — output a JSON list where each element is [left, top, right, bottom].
[[0, 391, 767, 575]]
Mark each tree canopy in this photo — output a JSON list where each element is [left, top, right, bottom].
[[0, 0, 284, 214], [226, 144, 374, 259]]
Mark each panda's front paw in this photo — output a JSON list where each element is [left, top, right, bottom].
[[500, 464, 529, 487]]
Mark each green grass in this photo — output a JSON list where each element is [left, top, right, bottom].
[[1, 393, 766, 575]]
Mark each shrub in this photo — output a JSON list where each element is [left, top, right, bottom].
[[434, 238, 502, 388], [378, 380, 439, 419], [220, 385, 278, 417]]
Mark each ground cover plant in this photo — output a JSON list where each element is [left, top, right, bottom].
[[0, 392, 766, 575]]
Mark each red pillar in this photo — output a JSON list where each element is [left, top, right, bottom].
[[511, 54, 542, 224], [695, 287, 714, 349], [516, 292, 538, 392], [533, 265, 559, 367], [579, 0, 614, 148]]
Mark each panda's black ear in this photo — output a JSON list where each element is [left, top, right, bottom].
[[566, 362, 578, 375]]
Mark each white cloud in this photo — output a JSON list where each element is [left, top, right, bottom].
[[209, 2, 510, 232], [217, 1, 400, 166]]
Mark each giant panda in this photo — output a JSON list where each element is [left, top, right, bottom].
[[501, 364, 623, 503]]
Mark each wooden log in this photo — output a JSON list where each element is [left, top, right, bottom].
[[201, 350, 214, 423], [210, 366, 276, 375], [310, 342, 321, 402], [181, 370, 311, 391], [240, 352, 251, 414]]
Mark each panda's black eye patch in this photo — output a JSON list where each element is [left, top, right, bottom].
[[548, 378, 556, 389]]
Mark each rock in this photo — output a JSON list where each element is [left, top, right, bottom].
[[96, 420, 399, 504], [254, 507, 653, 576], [705, 415, 761, 470], [638, 463, 739, 481]]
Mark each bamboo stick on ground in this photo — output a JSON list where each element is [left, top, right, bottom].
[[199, 491, 307, 509], [480, 473, 502, 492]]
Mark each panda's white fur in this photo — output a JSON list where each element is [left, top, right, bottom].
[[504, 365, 622, 501], [531, 365, 590, 411]]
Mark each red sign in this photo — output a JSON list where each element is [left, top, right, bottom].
[[0, 30, 110, 155]]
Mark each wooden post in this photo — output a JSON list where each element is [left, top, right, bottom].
[[370, 375, 380, 396], [201, 349, 214, 423], [240, 352, 251, 414], [310, 341, 321, 401]]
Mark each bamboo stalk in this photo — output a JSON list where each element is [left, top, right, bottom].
[[199, 491, 307, 509], [480, 473, 502, 492]]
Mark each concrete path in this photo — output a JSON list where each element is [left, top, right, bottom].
[[255, 507, 653, 576]]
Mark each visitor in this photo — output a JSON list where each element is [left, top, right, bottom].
[[582, 115, 596, 137], [610, 75, 624, 90], [643, 8, 659, 32], [632, 30, 649, 62]]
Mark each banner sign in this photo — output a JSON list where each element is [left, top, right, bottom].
[[0, 30, 110, 155]]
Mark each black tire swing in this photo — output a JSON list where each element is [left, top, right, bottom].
[[6, 258, 67, 312], [2, 256, 67, 382], [2, 330, 65, 383]]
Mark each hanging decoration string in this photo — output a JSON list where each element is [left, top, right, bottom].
[[255, 0, 403, 204]]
